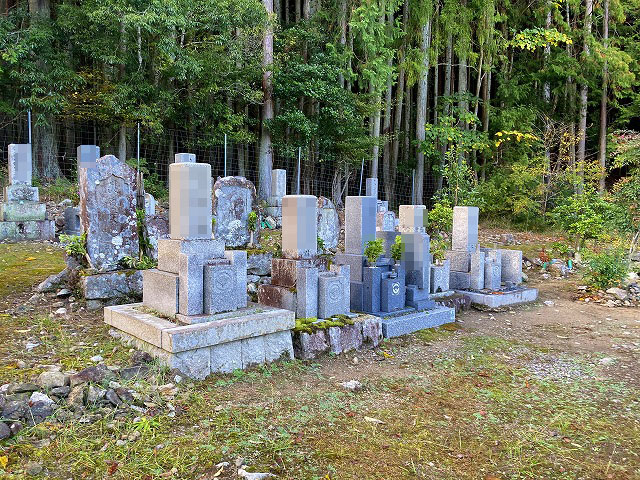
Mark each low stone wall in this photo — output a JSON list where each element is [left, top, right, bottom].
[[292, 315, 382, 360]]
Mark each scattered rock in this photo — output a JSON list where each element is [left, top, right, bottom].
[[25, 461, 43, 476], [340, 380, 363, 392], [66, 386, 85, 409], [543, 300, 555, 307], [54, 307, 67, 315], [130, 350, 153, 366], [2, 400, 28, 420], [38, 371, 68, 390], [605, 287, 628, 301], [599, 357, 616, 366], [120, 365, 149, 380], [237, 468, 276, 479], [28, 402, 54, 425], [56, 288, 72, 298], [69, 364, 113, 387], [7, 383, 39, 394], [0, 422, 10, 440], [114, 388, 134, 404], [9, 421, 22, 435], [50, 386, 70, 397], [86, 385, 107, 405], [105, 389, 122, 406], [90, 355, 104, 362], [29, 392, 54, 405]]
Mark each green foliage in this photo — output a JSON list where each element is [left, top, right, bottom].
[[119, 255, 157, 270], [510, 28, 572, 51], [582, 248, 629, 290], [430, 235, 449, 262], [364, 238, 385, 266], [427, 200, 453, 234], [248, 211, 258, 232], [549, 241, 571, 258], [434, 150, 481, 207], [59, 233, 87, 258], [294, 315, 355, 334], [125, 158, 167, 200], [390, 235, 403, 262], [317, 236, 326, 253], [37, 177, 80, 204]]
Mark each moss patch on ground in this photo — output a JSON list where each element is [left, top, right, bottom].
[[0, 243, 65, 297]]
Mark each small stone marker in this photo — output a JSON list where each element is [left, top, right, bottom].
[[365, 177, 378, 198], [344, 196, 377, 255], [452, 206, 479, 252], [317, 196, 339, 250], [7, 144, 32, 185]]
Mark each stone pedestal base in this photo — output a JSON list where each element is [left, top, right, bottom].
[[105, 302, 294, 379], [0, 219, 54, 241], [1, 202, 46, 221], [453, 287, 538, 308], [380, 305, 455, 338]]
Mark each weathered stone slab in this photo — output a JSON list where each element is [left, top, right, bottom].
[[105, 303, 175, 348], [157, 238, 224, 274], [293, 330, 329, 360], [271, 169, 287, 198], [247, 252, 272, 275], [469, 250, 486, 290], [263, 330, 294, 363], [78, 155, 138, 271], [282, 195, 317, 258], [271, 258, 302, 287], [203, 261, 236, 314], [328, 323, 362, 354], [63, 206, 81, 235], [365, 178, 378, 198], [456, 287, 538, 308], [430, 259, 450, 294], [334, 252, 366, 284], [210, 341, 242, 373], [4, 184, 38, 203], [0, 220, 54, 241], [361, 315, 383, 345], [449, 271, 471, 290], [500, 249, 523, 285], [82, 270, 143, 300], [145, 214, 169, 261], [225, 250, 248, 310], [213, 176, 256, 247], [317, 272, 348, 319], [170, 158, 212, 240], [144, 193, 156, 216], [241, 336, 266, 368], [376, 211, 396, 232], [317, 196, 339, 250], [484, 260, 502, 290], [257, 284, 297, 312], [381, 306, 455, 338], [1, 202, 45, 221], [296, 266, 318, 318]]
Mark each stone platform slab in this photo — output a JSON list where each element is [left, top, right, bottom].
[[381, 306, 455, 338], [0, 220, 55, 241], [454, 287, 538, 308], [105, 302, 294, 379]]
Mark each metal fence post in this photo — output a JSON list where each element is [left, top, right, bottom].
[[411, 169, 415, 205], [359, 157, 364, 195], [27, 110, 32, 144], [224, 133, 227, 177], [136, 122, 140, 172], [296, 146, 301, 195]]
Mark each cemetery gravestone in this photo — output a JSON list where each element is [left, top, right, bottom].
[[213, 176, 256, 247], [316, 196, 339, 250]]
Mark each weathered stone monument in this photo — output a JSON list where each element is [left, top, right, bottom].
[[335, 199, 455, 337], [446, 206, 538, 307], [316, 196, 339, 250], [265, 169, 286, 227], [0, 144, 54, 241], [213, 176, 256, 247], [105, 153, 295, 379], [365, 177, 395, 230], [258, 195, 351, 319]]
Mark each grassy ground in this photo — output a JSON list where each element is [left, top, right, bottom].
[[0, 243, 65, 298], [0, 240, 639, 479]]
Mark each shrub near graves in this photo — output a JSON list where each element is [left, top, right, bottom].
[[582, 248, 629, 290]]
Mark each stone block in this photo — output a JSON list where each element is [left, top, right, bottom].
[[271, 169, 287, 198], [82, 270, 143, 300], [145, 214, 170, 260], [334, 252, 366, 283], [63, 206, 81, 235], [445, 250, 471, 272], [257, 284, 297, 312], [0, 219, 54, 241], [144, 193, 156, 215], [1, 202, 46, 221], [4, 184, 38, 203], [157, 238, 224, 274], [8, 144, 32, 185], [399, 205, 427, 233], [203, 260, 236, 314], [377, 200, 388, 213], [365, 177, 378, 198], [469, 250, 486, 290], [452, 206, 479, 252], [247, 252, 273, 275], [241, 336, 266, 368], [213, 176, 256, 247], [328, 323, 362, 354], [405, 284, 436, 310], [362, 266, 382, 314], [461, 287, 538, 308], [317, 272, 348, 319], [282, 195, 317, 258], [263, 330, 294, 363], [175, 153, 195, 163], [481, 248, 502, 264], [169, 159, 212, 240], [381, 306, 455, 338], [143, 269, 179, 317], [178, 253, 204, 316], [210, 340, 242, 373], [330, 263, 351, 313], [430, 259, 450, 294], [344, 196, 377, 255], [225, 250, 247, 309], [484, 260, 502, 290], [377, 211, 396, 232], [271, 258, 302, 287], [104, 304, 174, 348], [401, 232, 431, 289], [293, 330, 329, 360], [350, 281, 364, 312], [361, 315, 383, 345], [77, 145, 100, 170], [296, 266, 318, 318], [450, 271, 471, 290], [500, 249, 523, 285], [167, 348, 210, 380], [380, 272, 405, 313]]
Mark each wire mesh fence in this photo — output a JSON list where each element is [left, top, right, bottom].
[[1, 114, 432, 209]]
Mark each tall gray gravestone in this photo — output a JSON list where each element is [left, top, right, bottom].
[[213, 176, 256, 247]]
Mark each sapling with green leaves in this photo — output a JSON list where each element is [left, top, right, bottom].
[[364, 238, 384, 266], [248, 211, 258, 247], [390, 235, 403, 263]]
